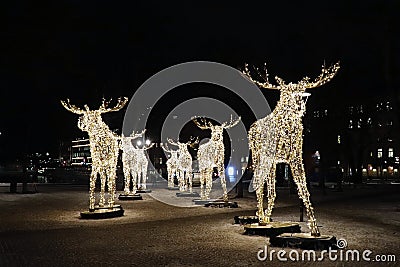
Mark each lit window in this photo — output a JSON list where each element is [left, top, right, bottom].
[[378, 148, 383, 158], [349, 106, 353, 114], [367, 118, 372, 125], [313, 111, 319, 118], [388, 148, 394, 158], [359, 105, 363, 113], [324, 109, 328, 116], [337, 135, 341, 144], [357, 119, 362, 128], [159, 158, 163, 164]]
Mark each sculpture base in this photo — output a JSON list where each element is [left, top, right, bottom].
[[176, 192, 200, 197], [167, 187, 179, 190], [204, 201, 238, 208], [136, 189, 152, 193], [193, 199, 218, 205], [80, 205, 124, 219], [118, 193, 142, 200], [234, 215, 259, 225], [270, 233, 337, 250], [244, 221, 301, 237]]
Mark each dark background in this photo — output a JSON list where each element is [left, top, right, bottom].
[[0, 1, 398, 160]]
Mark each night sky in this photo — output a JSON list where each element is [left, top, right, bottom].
[[0, 1, 398, 160]]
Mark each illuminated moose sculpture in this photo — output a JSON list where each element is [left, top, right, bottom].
[[193, 116, 240, 201], [133, 141, 154, 190], [120, 130, 146, 195], [167, 137, 198, 192], [161, 142, 179, 188], [61, 97, 128, 211], [243, 62, 340, 236]]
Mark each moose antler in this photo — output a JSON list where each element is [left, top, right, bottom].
[[243, 62, 340, 90], [221, 115, 241, 129], [242, 63, 286, 90], [161, 143, 176, 153], [187, 136, 199, 147], [192, 117, 214, 130], [301, 62, 340, 89], [167, 138, 179, 146], [60, 99, 87, 114], [99, 97, 128, 113]]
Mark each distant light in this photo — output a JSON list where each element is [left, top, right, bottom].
[[145, 139, 151, 145], [137, 140, 142, 146], [302, 92, 311, 97], [228, 167, 235, 176], [46, 152, 49, 156]]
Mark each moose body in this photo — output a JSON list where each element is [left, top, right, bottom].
[[120, 130, 145, 194], [244, 62, 340, 236], [61, 97, 128, 211], [194, 117, 240, 201]]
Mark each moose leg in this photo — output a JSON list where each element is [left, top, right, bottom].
[[123, 164, 130, 195], [218, 165, 228, 201], [200, 169, 206, 199], [99, 170, 106, 207], [89, 171, 97, 211], [107, 168, 116, 208], [141, 166, 147, 189], [188, 169, 193, 193], [205, 168, 213, 200], [130, 169, 137, 193], [264, 162, 276, 223], [167, 167, 173, 187], [290, 159, 320, 236], [253, 168, 266, 223]]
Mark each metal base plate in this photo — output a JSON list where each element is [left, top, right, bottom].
[[234, 215, 259, 225], [176, 192, 200, 197], [244, 221, 301, 237], [118, 193, 142, 200], [136, 189, 152, 193], [193, 199, 218, 205], [270, 232, 337, 250], [167, 187, 179, 190], [204, 201, 238, 208], [80, 205, 124, 219]]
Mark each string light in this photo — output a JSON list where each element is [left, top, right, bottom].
[[120, 130, 146, 195], [133, 141, 154, 190], [166, 137, 199, 192], [243, 62, 340, 236], [61, 97, 128, 211], [193, 116, 240, 201], [161, 143, 179, 188]]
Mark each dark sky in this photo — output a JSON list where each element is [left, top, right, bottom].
[[0, 1, 398, 159]]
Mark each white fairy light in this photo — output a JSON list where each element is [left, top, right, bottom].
[[243, 62, 340, 236], [61, 97, 128, 211], [120, 130, 146, 195], [193, 116, 240, 201], [161, 143, 179, 188], [134, 141, 154, 190], [167, 137, 199, 192]]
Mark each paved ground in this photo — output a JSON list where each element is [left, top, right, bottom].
[[0, 183, 399, 266]]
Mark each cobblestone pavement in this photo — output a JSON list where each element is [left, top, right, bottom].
[[0, 184, 399, 266]]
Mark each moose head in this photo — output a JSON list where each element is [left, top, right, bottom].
[[61, 97, 128, 133], [243, 62, 340, 116], [192, 116, 241, 142]]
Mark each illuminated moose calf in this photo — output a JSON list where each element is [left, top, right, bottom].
[[61, 97, 128, 211], [167, 138, 198, 192], [193, 117, 240, 201], [120, 130, 146, 195], [133, 141, 154, 190], [243, 62, 340, 236], [161, 143, 179, 188]]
